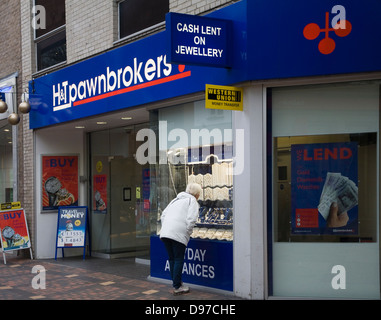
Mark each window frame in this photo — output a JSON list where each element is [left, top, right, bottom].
[[33, 0, 67, 72], [117, 0, 169, 42]]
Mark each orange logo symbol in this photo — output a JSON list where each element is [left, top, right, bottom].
[[303, 11, 352, 55]]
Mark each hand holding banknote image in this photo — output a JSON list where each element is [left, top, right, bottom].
[[326, 202, 349, 228], [318, 172, 358, 229]]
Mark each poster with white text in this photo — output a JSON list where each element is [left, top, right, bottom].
[[291, 142, 358, 235]]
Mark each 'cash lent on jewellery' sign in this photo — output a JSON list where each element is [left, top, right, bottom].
[[166, 12, 232, 68]]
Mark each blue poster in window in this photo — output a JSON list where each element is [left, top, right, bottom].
[[291, 142, 358, 235]]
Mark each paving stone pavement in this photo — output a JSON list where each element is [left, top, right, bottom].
[[0, 254, 242, 301]]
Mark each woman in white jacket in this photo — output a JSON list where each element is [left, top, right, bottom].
[[160, 183, 202, 295]]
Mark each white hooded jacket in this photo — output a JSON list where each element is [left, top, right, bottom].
[[159, 192, 199, 246]]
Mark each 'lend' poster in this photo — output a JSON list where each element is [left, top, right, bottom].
[[291, 142, 358, 235]]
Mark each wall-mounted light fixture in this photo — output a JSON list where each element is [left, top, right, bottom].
[[0, 92, 31, 126]]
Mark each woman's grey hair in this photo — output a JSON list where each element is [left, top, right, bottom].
[[186, 183, 202, 198]]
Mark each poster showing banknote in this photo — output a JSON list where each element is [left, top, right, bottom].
[[291, 142, 358, 235]]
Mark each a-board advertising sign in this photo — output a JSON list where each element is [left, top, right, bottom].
[[55, 206, 89, 259], [0, 209, 31, 252]]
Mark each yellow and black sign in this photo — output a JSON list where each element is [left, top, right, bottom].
[[205, 84, 243, 111], [0, 202, 21, 211]]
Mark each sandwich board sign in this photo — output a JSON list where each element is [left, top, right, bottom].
[[55, 206, 90, 259], [0, 208, 33, 264]]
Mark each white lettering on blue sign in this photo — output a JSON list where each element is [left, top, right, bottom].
[[60, 209, 85, 219], [52, 55, 172, 112], [164, 247, 215, 279], [174, 21, 224, 59], [176, 23, 222, 36], [175, 46, 223, 58], [169, 12, 230, 68]]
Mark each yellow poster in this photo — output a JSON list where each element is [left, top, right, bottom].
[[0, 202, 21, 211], [205, 84, 243, 111]]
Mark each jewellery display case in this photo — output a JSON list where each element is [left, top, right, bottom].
[[156, 156, 233, 242], [189, 161, 233, 241]]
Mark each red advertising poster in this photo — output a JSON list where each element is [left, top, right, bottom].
[[93, 175, 107, 214], [0, 209, 31, 251], [42, 155, 79, 211]]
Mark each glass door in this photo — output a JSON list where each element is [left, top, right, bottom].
[[89, 123, 150, 257]]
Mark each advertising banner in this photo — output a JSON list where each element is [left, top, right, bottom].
[[42, 155, 79, 211], [291, 142, 358, 235], [0, 209, 31, 252], [150, 235, 233, 291]]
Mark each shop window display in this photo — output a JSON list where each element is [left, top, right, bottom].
[[151, 101, 234, 242]]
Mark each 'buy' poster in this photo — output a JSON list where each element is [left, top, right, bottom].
[[42, 155, 78, 210], [0, 209, 31, 251]]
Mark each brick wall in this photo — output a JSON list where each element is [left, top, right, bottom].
[[66, 0, 116, 64], [20, 0, 35, 255], [170, 0, 237, 14], [0, 0, 21, 80]]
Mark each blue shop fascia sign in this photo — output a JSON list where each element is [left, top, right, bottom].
[[28, 2, 246, 130], [29, 0, 381, 129]]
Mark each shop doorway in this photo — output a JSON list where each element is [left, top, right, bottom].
[[89, 123, 151, 258]]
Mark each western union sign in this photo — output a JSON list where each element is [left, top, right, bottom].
[[205, 84, 243, 111]]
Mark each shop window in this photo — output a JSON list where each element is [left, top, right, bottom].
[[274, 132, 377, 243], [118, 0, 169, 39], [151, 101, 234, 241], [268, 81, 380, 299], [34, 0, 66, 71]]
